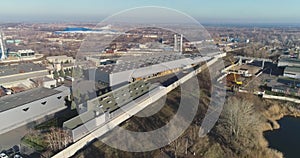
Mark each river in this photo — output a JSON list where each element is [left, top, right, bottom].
[[264, 116, 300, 158]]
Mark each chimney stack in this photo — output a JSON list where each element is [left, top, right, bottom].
[[174, 34, 183, 52], [174, 34, 178, 51], [0, 31, 6, 60]]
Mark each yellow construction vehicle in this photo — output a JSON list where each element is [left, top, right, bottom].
[[229, 58, 243, 85], [234, 75, 243, 85]]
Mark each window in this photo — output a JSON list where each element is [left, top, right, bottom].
[[41, 101, 47, 105], [103, 96, 110, 100], [285, 73, 296, 76]]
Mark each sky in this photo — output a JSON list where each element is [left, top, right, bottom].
[[0, 0, 300, 24]]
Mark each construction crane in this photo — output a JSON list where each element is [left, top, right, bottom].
[[229, 58, 243, 85]]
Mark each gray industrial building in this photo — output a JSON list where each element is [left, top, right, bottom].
[[88, 53, 210, 87], [63, 81, 157, 142], [0, 63, 49, 85], [284, 66, 300, 79], [0, 86, 70, 135], [278, 58, 300, 67], [271, 85, 300, 96]]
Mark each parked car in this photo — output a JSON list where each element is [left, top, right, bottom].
[[12, 145, 20, 154], [5, 148, 14, 156], [0, 153, 8, 158], [14, 154, 23, 158]]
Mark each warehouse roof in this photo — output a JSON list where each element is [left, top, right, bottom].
[[0, 63, 47, 77], [280, 58, 300, 64], [97, 53, 203, 74], [284, 66, 300, 73], [0, 87, 60, 113], [63, 80, 154, 129]]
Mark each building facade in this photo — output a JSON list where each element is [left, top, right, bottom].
[[284, 66, 300, 79], [0, 86, 70, 135], [88, 53, 210, 87]]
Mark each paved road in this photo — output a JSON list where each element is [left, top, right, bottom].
[[0, 124, 30, 150]]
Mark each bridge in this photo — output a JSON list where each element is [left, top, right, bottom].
[[52, 53, 226, 158]]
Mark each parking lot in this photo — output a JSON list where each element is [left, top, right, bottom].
[[0, 145, 23, 158]]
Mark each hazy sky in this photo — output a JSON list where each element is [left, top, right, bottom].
[[1, 0, 300, 23]]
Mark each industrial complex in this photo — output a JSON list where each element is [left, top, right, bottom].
[[1, 21, 300, 158]]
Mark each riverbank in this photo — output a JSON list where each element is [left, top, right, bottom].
[[264, 117, 300, 158], [260, 99, 300, 158], [262, 99, 300, 131], [70, 92, 298, 158]]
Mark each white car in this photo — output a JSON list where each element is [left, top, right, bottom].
[[14, 154, 23, 158], [0, 153, 8, 158]]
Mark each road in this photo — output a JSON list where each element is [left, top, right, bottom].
[[0, 125, 29, 150]]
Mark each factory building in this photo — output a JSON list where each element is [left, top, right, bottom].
[[85, 57, 116, 67], [16, 49, 35, 57], [0, 63, 49, 85], [0, 86, 70, 135], [30, 77, 57, 88], [271, 85, 300, 97], [63, 81, 156, 142], [88, 53, 210, 87], [46, 55, 74, 64], [278, 58, 300, 67], [283, 66, 300, 79]]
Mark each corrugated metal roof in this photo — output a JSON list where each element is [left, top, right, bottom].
[[63, 80, 154, 129], [0, 87, 60, 113], [0, 63, 47, 77], [285, 66, 300, 73], [97, 53, 205, 74]]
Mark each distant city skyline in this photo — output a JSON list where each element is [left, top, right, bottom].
[[1, 0, 300, 24]]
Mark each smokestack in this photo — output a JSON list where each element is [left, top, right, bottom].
[[180, 34, 183, 52], [0, 31, 6, 60], [174, 34, 178, 51]]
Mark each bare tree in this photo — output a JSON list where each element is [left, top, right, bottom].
[[216, 97, 262, 152], [45, 127, 72, 152]]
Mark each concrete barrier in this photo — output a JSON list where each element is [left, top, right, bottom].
[[263, 94, 300, 104]]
